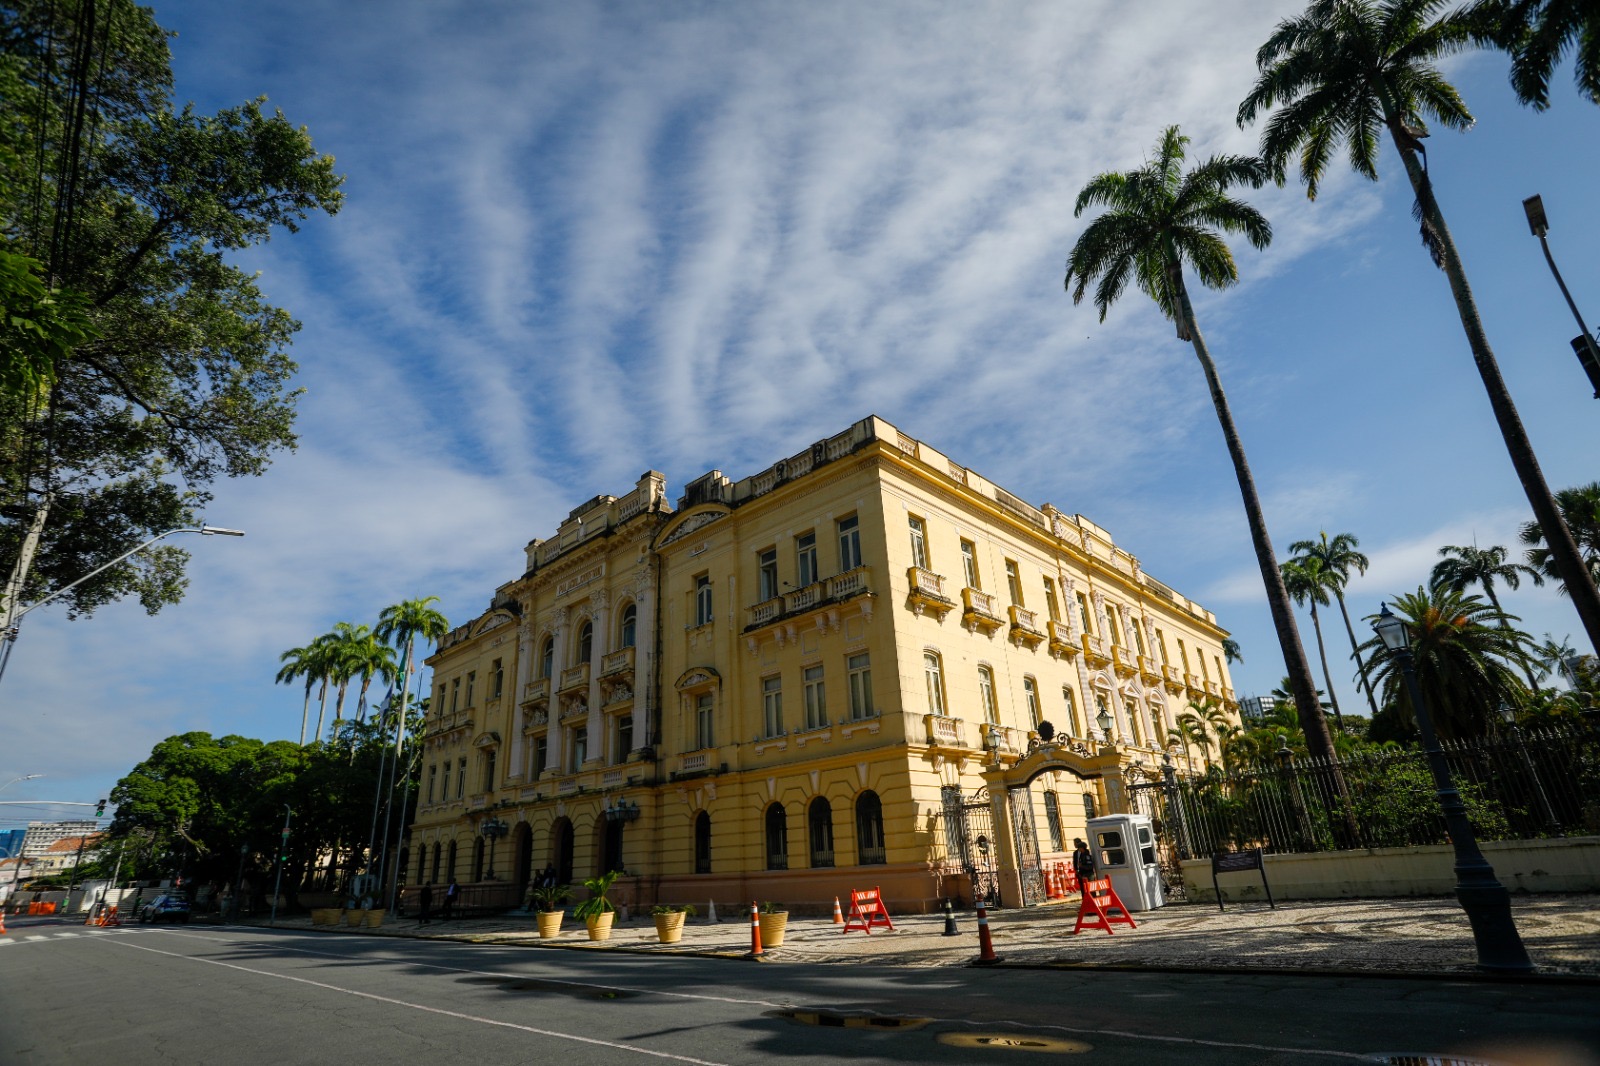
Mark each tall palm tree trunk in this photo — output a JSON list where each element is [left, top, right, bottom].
[[1172, 269, 1338, 765], [299, 684, 312, 747], [1307, 600, 1344, 730], [1331, 590, 1381, 717], [314, 678, 329, 743], [1388, 121, 1600, 658]]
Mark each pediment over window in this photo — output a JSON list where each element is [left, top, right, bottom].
[[472, 731, 501, 749], [674, 666, 721, 691], [656, 505, 730, 548]]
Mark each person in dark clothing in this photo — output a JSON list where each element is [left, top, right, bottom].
[[1072, 838, 1096, 886], [418, 883, 433, 925], [441, 879, 459, 921]]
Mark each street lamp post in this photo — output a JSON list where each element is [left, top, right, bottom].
[[1372, 603, 1534, 972], [480, 817, 508, 881], [270, 806, 291, 928], [1523, 194, 1600, 399]]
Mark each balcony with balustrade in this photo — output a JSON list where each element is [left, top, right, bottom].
[[558, 662, 590, 697], [1081, 633, 1112, 668], [906, 566, 955, 618], [1138, 655, 1163, 684], [1161, 664, 1183, 690], [1008, 605, 1045, 648], [1047, 620, 1079, 659], [1111, 645, 1138, 678], [742, 566, 874, 635], [521, 677, 550, 707], [599, 646, 634, 680], [961, 587, 1004, 634], [924, 713, 968, 750]]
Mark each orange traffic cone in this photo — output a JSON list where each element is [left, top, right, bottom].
[[749, 901, 764, 957], [972, 898, 1002, 966], [831, 896, 844, 925], [0, 908, 7, 935]]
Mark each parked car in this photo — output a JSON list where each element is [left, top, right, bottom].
[[138, 894, 191, 923]]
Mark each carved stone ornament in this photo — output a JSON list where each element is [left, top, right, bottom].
[[659, 509, 728, 547]]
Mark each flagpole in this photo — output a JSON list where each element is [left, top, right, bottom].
[[381, 639, 417, 911]]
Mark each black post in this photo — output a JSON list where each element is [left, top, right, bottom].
[[270, 806, 291, 927], [1393, 645, 1534, 972]]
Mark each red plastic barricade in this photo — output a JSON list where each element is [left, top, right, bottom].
[[1071, 877, 1137, 936], [841, 887, 894, 934]]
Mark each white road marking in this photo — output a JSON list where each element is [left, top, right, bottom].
[[132, 928, 1371, 1061], [105, 937, 732, 1065]]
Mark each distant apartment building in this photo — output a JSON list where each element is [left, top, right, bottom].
[[409, 416, 1239, 913], [22, 820, 98, 859], [0, 829, 24, 858]]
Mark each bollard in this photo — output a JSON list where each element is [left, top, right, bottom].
[[942, 897, 959, 937], [749, 900, 764, 957], [972, 898, 1002, 966], [831, 896, 844, 925]]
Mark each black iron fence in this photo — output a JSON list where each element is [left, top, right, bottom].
[[1160, 719, 1600, 860]]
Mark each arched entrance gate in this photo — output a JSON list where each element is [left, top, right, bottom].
[[944, 736, 1125, 908]]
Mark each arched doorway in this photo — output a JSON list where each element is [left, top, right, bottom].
[[551, 817, 574, 884], [513, 822, 534, 895]]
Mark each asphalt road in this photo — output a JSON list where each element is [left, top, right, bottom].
[[2, 914, 1597, 1065]]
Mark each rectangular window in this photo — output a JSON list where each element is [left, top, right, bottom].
[[695, 573, 713, 626], [1133, 621, 1147, 656], [1126, 700, 1144, 746], [908, 515, 928, 570], [960, 539, 979, 589], [1024, 677, 1040, 727], [532, 736, 547, 777], [1106, 605, 1122, 647], [450, 678, 460, 713], [848, 653, 874, 720], [571, 728, 587, 771], [1201, 655, 1212, 682], [492, 659, 504, 698], [838, 515, 861, 571], [804, 664, 827, 729], [466, 671, 476, 706], [483, 749, 496, 792], [1043, 578, 1061, 623], [441, 760, 451, 799], [617, 714, 633, 759], [1076, 592, 1093, 633], [763, 676, 784, 737], [456, 758, 466, 798], [1215, 656, 1225, 684], [1156, 629, 1169, 665], [1063, 687, 1081, 736], [427, 764, 437, 804], [1179, 639, 1191, 672], [1005, 560, 1024, 606], [696, 693, 715, 750], [978, 667, 998, 724], [924, 653, 945, 716], [758, 548, 778, 601], [796, 532, 817, 587]]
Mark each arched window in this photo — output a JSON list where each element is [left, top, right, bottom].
[[694, 811, 712, 874], [1023, 676, 1040, 727], [446, 839, 458, 881], [1062, 686, 1081, 736], [430, 843, 441, 884], [1125, 698, 1144, 746], [765, 803, 788, 870], [417, 847, 427, 885], [540, 637, 554, 679], [619, 603, 637, 649], [603, 820, 624, 875], [923, 652, 945, 716], [808, 796, 835, 868], [1044, 790, 1064, 852], [978, 665, 998, 724], [577, 620, 594, 665], [855, 791, 885, 865]]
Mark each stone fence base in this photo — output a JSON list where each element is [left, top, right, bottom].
[[1181, 836, 1600, 903]]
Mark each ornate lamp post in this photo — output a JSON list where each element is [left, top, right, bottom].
[[1523, 194, 1600, 398], [1372, 604, 1534, 972], [480, 817, 508, 881], [1095, 705, 1114, 744]]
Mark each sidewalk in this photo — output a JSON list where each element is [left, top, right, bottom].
[[243, 894, 1600, 979]]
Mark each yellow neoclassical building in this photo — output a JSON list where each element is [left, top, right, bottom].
[[408, 416, 1238, 914]]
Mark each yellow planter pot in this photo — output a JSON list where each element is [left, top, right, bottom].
[[311, 908, 340, 926], [758, 912, 788, 948], [362, 909, 385, 928], [536, 911, 564, 939], [585, 912, 615, 941], [343, 909, 363, 926], [653, 911, 687, 944]]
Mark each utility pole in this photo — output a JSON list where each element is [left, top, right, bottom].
[[270, 806, 292, 927]]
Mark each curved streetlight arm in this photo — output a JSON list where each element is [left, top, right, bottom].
[[6, 525, 244, 628]]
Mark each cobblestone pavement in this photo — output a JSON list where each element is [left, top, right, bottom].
[[242, 894, 1600, 979]]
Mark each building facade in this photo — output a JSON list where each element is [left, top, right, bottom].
[[21, 820, 98, 859], [409, 417, 1238, 913]]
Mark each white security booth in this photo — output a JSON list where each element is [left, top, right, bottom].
[[1087, 813, 1165, 912]]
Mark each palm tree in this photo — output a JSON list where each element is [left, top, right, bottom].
[[275, 643, 322, 746], [1431, 542, 1544, 688], [1165, 724, 1196, 774], [1177, 709, 1214, 768], [375, 596, 451, 714], [1063, 125, 1335, 763], [1531, 632, 1578, 687], [341, 627, 398, 722], [1281, 555, 1345, 731], [321, 621, 366, 739], [1290, 531, 1380, 717], [1222, 637, 1243, 665], [1520, 482, 1600, 595], [1467, 0, 1600, 109], [1358, 585, 1536, 739], [1239, 0, 1600, 660]]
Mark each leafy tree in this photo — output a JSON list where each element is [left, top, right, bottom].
[[1358, 585, 1536, 739], [0, 0, 342, 624], [1431, 542, 1544, 688], [1467, 0, 1600, 109], [1290, 531, 1380, 716], [1239, 0, 1600, 660], [1281, 554, 1346, 730], [0, 249, 95, 402], [1062, 125, 1335, 763], [1520, 482, 1600, 596]]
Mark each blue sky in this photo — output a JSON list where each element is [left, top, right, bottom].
[[3, 0, 1597, 830]]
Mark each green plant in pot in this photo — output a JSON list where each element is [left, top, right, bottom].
[[572, 870, 621, 941], [529, 883, 572, 939], [651, 902, 697, 944]]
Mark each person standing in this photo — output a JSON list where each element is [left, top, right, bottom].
[[441, 879, 459, 921], [1072, 838, 1096, 889], [417, 883, 433, 926]]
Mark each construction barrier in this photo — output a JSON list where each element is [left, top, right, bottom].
[[748, 901, 764, 957], [841, 887, 893, 934], [1063, 862, 1079, 896], [1072, 877, 1138, 936]]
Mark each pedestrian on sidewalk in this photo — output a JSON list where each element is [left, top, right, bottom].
[[418, 883, 433, 925], [441, 879, 459, 921], [1072, 838, 1095, 886]]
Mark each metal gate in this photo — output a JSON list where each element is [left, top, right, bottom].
[[940, 785, 1002, 906], [1008, 787, 1047, 907]]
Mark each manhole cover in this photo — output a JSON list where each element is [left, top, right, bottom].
[[939, 1033, 1092, 1054], [768, 1009, 929, 1030]]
